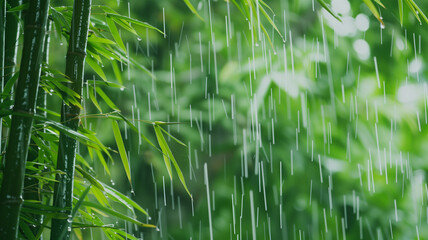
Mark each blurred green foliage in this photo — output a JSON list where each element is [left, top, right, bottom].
[[2, 0, 428, 239]]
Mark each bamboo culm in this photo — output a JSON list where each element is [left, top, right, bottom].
[[50, 0, 92, 239], [3, 0, 21, 86], [23, 20, 51, 238], [0, 0, 50, 239]]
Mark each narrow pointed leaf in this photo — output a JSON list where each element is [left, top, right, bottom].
[[363, 0, 385, 25], [102, 183, 149, 216], [112, 120, 132, 187], [317, 0, 342, 22], [153, 125, 173, 179], [105, 16, 126, 51], [86, 54, 107, 81], [399, 0, 403, 26], [154, 125, 192, 198], [183, 0, 204, 21], [81, 201, 156, 228]]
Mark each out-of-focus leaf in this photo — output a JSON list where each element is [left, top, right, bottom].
[[112, 120, 132, 187], [317, 0, 342, 22], [7, 3, 28, 12], [19, 221, 36, 240], [363, 0, 385, 25], [407, 0, 428, 24], [399, 0, 404, 26], [183, 0, 204, 21]]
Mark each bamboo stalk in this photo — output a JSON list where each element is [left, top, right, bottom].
[[3, 0, 21, 85], [0, 0, 50, 239], [23, 20, 51, 238], [50, 1, 92, 239], [0, 0, 5, 152]]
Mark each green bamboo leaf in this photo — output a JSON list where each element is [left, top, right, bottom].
[[317, 0, 342, 22], [6, 3, 29, 12], [106, 13, 164, 34], [113, 112, 160, 151], [88, 79, 123, 89], [82, 201, 156, 228], [154, 125, 192, 198], [258, 2, 284, 40], [363, 0, 385, 25], [373, 0, 385, 8], [405, 0, 421, 23], [88, 86, 103, 112], [19, 221, 36, 240], [407, 0, 428, 24], [153, 125, 173, 179], [1, 73, 18, 99], [399, 0, 404, 26], [183, 0, 204, 21], [75, 165, 105, 191], [86, 54, 107, 81], [159, 127, 187, 147], [76, 153, 93, 170], [96, 86, 119, 110], [105, 16, 126, 52], [102, 183, 149, 216], [111, 60, 123, 85], [88, 35, 116, 45], [95, 149, 111, 176], [57, 185, 92, 239], [112, 120, 132, 187]]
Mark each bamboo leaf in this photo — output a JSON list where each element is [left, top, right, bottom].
[[102, 183, 149, 216], [86, 54, 107, 81], [82, 201, 156, 228], [399, 0, 404, 26], [363, 0, 385, 25], [95, 149, 111, 176], [317, 0, 342, 22], [75, 165, 105, 191], [373, 0, 385, 8], [1, 73, 18, 99], [112, 120, 132, 187], [183, 0, 204, 21], [405, 0, 421, 23], [19, 221, 36, 240], [154, 125, 192, 198], [88, 86, 103, 112], [407, 0, 428, 24], [159, 127, 187, 147], [7, 3, 29, 12], [105, 16, 126, 52], [96, 86, 119, 110], [106, 13, 164, 35], [153, 125, 173, 179]]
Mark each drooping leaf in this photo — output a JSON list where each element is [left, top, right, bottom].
[[153, 124, 192, 198], [112, 120, 132, 187], [81, 201, 156, 228], [317, 0, 342, 22], [102, 183, 149, 216], [183, 0, 204, 21], [363, 0, 385, 26]]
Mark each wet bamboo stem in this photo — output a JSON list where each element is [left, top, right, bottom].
[[50, 1, 91, 239], [0, 0, 5, 152], [4, 0, 21, 85], [0, 0, 50, 239], [23, 20, 51, 237]]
